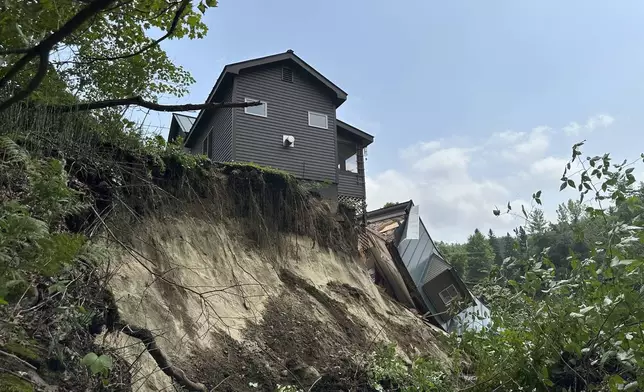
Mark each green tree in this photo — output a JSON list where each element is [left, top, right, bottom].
[[528, 208, 548, 235], [465, 229, 494, 282], [0, 0, 218, 111], [487, 229, 503, 266], [437, 242, 467, 277]]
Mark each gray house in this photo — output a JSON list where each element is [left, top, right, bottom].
[[366, 201, 491, 333], [168, 50, 374, 212]]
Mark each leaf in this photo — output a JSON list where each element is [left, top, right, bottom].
[[82, 352, 113, 376], [567, 179, 575, 188], [521, 205, 528, 219], [0, 297, 7, 305], [492, 209, 500, 216], [81, 352, 98, 367], [560, 182, 567, 191], [625, 167, 634, 174], [507, 202, 512, 211], [205, 0, 218, 6], [197, 2, 206, 14], [536, 190, 541, 198]]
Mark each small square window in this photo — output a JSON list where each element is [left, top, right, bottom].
[[308, 111, 328, 129], [244, 98, 267, 117], [438, 285, 459, 306]]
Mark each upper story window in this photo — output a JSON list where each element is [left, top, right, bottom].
[[438, 284, 459, 306], [282, 67, 293, 83], [308, 111, 328, 129], [244, 98, 267, 117]]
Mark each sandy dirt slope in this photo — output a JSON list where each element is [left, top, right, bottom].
[[102, 215, 449, 391]]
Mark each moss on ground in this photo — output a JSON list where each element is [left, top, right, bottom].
[[0, 374, 34, 392], [3, 341, 40, 361]]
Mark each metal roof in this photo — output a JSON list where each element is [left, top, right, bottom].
[[174, 113, 196, 134]]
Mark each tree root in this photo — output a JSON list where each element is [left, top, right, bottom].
[[112, 322, 207, 392]]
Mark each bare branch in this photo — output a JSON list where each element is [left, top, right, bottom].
[[86, 0, 189, 63], [114, 322, 208, 392], [45, 96, 262, 112], [0, 0, 117, 111]]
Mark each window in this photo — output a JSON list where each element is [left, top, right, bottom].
[[337, 141, 358, 173], [438, 285, 460, 305], [202, 131, 212, 158], [308, 111, 328, 129], [282, 67, 293, 83], [244, 98, 267, 117]]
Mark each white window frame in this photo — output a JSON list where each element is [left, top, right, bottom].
[[244, 98, 267, 117], [308, 111, 328, 129], [438, 284, 459, 306]]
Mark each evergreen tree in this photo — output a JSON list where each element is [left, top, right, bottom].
[[465, 229, 495, 282], [528, 209, 548, 235], [487, 229, 503, 265], [502, 232, 516, 261], [516, 226, 529, 256]]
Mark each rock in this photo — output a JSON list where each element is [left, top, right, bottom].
[[297, 366, 320, 380]]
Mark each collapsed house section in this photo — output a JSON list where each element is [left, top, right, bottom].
[[361, 201, 491, 334]]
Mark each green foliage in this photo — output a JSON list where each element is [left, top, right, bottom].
[[0, 137, 87, 302], [383, 202, 398, 208], [437, 242, 468, 277], [81, 352, 113, 377], [0, 0, 217, 104], [459, 143, 644, 390], [367, 344, 455, 391], [465, 229, 495, 283]]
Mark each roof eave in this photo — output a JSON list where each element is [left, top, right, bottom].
[[337, 119, 374, 145]]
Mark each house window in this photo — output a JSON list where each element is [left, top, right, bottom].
[[308, 111, 328, 129], [282, 67, 293, 83], [202, 131, 212, 158], [337, 141, 358, 173], [438, 285, 459, 306], [244, 98, 267, 117]]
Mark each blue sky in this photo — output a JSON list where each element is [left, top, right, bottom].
[[148, 0, 644, 242]]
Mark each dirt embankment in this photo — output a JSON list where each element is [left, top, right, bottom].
[[103, 216, 449, 392]]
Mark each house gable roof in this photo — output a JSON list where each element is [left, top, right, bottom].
[[184, 50, 348, 147], [168, 113, 196, 143]]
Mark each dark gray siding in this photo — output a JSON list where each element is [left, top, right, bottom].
[[191, 88, 233, 161], [422, 270, 462, 319], [338, 171, 364, 198], [232, 64, 337, 182]]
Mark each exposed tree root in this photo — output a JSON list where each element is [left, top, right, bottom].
[[112, 322, 207, 392]]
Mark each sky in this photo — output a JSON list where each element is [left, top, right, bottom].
[[147, 0, 644, 243]]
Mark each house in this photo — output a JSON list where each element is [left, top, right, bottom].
[[167, 50, 374, 213], [365, 201, 491, 333]]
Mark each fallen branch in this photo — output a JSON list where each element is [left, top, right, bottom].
[[113, 322, 208, 392], [44, 96, 263, 112]]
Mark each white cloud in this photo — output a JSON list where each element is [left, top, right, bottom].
[[500, 126, 552, 161], [530, 156, 568, 180], [563, 114, 615, 136], [399, 140, 442, 160], [366, 113, 619, 242]]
